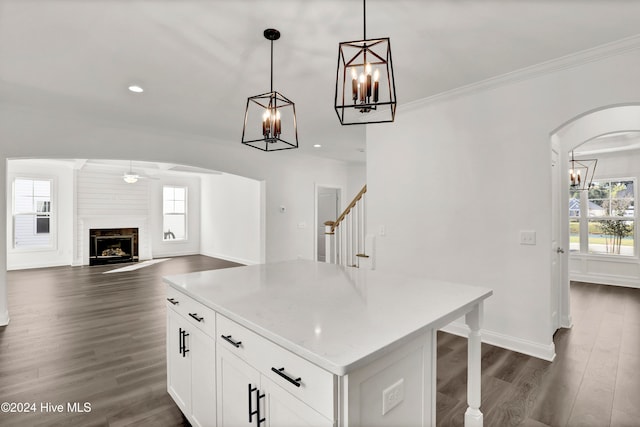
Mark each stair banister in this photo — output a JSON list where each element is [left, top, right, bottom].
[[324, 185, 367, 267]]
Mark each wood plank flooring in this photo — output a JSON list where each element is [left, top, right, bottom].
[[0, 257, 638, 426], [0, 256, 242, 427], [437, 280, 640, 427]]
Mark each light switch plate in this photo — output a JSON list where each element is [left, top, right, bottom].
[[520, 230, 536, 245]]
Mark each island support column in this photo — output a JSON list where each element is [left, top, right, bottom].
[[465, 302, 483, 427]]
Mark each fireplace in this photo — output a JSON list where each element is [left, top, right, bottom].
[[89, 228, 139, 266]]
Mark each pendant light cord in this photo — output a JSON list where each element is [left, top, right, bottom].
[[270, 38, 274, 93], [363, 0, 366, 40]]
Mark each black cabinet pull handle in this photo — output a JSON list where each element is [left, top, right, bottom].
[[221, 334, 242, 348], [271, 367, 302, 387], [178, 327, 183, 355], [189, 312, 204, 322], [248, 383, 258, 423], [166, 298, 179, 305], [181, 330, 190, 357], [256, 387, 266, 426]]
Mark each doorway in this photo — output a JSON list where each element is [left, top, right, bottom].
[[316, 186, 341, 262], [550, 143, 561, 335], [550, 104, 640, 329]]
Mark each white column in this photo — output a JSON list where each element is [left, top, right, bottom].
[[324, 224, 333, 264], [465, 302, 483, 426]]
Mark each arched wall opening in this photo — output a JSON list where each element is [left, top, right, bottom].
[[5, 157, 266, 271], [550, 103, 640, 327]]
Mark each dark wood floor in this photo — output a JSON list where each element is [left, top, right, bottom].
[[0, 256, 242, 427], [437, 281, 640, 427], [0, 257, 638, 426]]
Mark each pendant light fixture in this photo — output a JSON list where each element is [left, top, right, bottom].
[[569, 150, 597, 191], [242, 28, 298, 151], [335, 0, 397, 125]]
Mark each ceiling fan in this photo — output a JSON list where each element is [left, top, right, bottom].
[[123, 160, 158, 183]]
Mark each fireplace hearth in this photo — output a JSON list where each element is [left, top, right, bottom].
[[90, 228, 139, 266]]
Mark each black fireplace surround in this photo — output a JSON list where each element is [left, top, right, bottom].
[[89, 228, 139, 266]]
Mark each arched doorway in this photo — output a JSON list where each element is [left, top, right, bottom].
[[550, 104, 640, 331]]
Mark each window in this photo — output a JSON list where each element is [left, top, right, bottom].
[[586, 179, 635, 256], [13, 178, 52, 248], [163, 186, 187, 240]]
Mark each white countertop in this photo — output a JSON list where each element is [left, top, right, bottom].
[[163, 260, 492, 375]]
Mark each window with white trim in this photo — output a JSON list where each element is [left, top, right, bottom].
[[571, 179, 635, 256], [13, 178, 53, 248], [163, 186, 187, 241]]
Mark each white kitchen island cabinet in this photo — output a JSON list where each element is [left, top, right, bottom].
[[164, 260, 492, 427]]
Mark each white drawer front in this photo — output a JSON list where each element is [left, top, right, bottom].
[[216, 314, 335, 420], [255, 336, 335, 420], [216, 313, 261, 362], [166, 285, 216, 338]]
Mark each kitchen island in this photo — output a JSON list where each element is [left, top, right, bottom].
[[164, 259, 492, 427]]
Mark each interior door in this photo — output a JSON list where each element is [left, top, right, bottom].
[[550, 145, 561, 334]]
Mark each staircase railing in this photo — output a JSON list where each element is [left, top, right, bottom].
[[324, 185, 368, 267]]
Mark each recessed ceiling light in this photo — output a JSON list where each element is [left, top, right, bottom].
[[313, 144, 322, 148], [128, 85, 144, 93]]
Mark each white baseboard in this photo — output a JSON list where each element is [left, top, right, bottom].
[[561, 314, 573, 329], [0, 310, 9, 326], [150, 250, 199, 259], [7, 261, 69, 271], [440, 322, 556, 362], [570, 273, 639, 289], [200, 251, 258, 266]]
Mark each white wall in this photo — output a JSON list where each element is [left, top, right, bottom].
[[347, 163, 366, 201], [200, 173, 263, 265], [569, 149, 640, 288], [6, 159, 74, 270], [151, 175, 201, 258], [366, 43, 640, 360]]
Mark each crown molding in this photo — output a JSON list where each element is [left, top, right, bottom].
[[399, 33, 640, 114]]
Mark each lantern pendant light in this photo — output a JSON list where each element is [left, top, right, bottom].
[[569, 150, 598, 191], [335, 0, 397, 125], [242, 28, 298, 151]]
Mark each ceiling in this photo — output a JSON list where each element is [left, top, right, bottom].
[[2, 1, 640, 164], [575, 132, 640, 156]]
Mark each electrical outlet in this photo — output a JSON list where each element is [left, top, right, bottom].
[[382, 378, 404, 415], [520, 230, 536, 245]]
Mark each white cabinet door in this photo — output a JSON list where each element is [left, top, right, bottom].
[[189, 327, 216, 427], [167, 308, 191, 414], [217, 345, 261, 427], [263, 377, 333, 427]]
